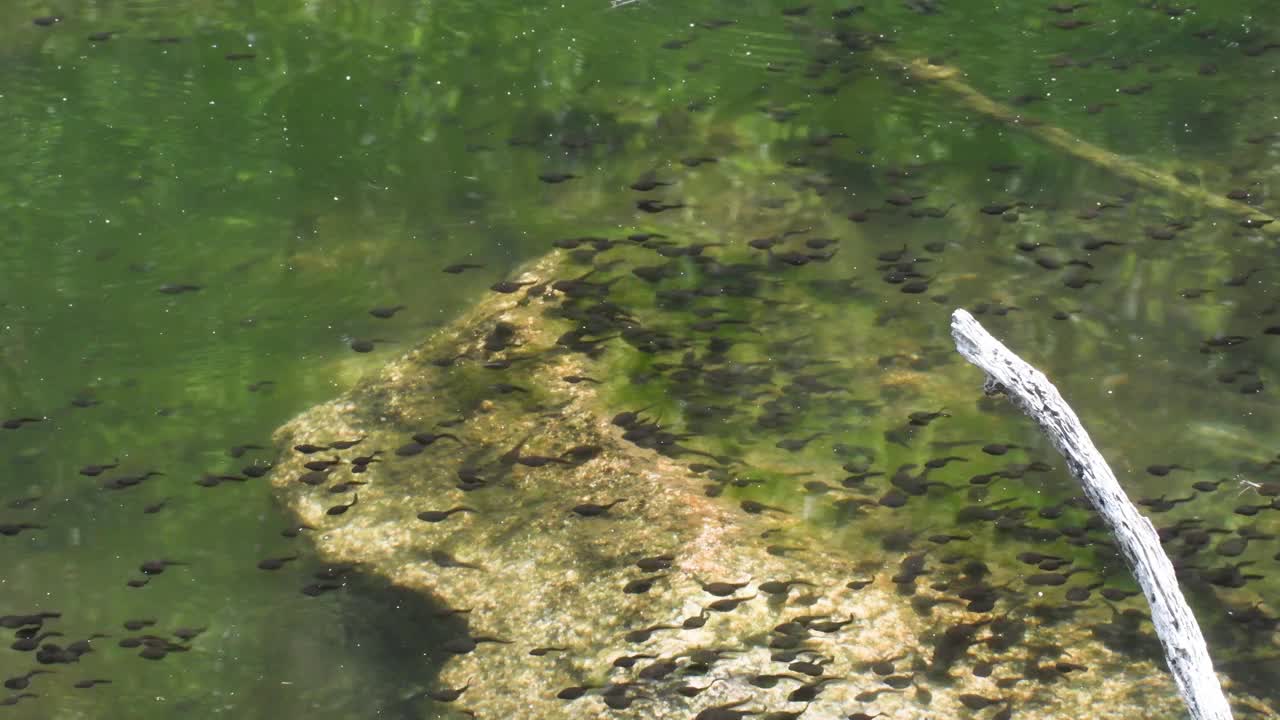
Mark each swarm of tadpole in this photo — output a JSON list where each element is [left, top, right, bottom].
[[269, 239, 1262, 718]]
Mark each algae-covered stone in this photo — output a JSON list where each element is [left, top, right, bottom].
[[267, 249, 1256, 719]]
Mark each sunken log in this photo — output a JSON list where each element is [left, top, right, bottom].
[[870, 49, 1278, 235], [949, 308, 1233, 720]]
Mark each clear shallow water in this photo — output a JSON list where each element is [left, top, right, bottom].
[[2, 0, 1279, 717]]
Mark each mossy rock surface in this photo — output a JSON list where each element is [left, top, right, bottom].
[[266, 249, 1269, 719]]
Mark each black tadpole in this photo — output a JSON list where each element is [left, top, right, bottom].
[[326, 494, 358, 516], [426, 682, 469, 702], [416, 507, 477, 523], [350, 338, 390, 353], [257, 554, 300, 571], [570, 499, 626, 517], [412, 432, 460, 446], [368, 305, 405, 319], [138, 559, 186, 575], [490, 279, 535, 294], [697, 578, 751, 597]]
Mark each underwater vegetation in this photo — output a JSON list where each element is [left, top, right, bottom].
[[3, 0, 1280, 718]]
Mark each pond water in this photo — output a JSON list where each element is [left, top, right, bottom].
[[2, 0, 1279, 718]]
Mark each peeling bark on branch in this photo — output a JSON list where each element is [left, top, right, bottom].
[[949, 308, 1233, 720]]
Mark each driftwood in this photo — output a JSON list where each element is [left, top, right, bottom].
[[949, 309, 1233, 720]]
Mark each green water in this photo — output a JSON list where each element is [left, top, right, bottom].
[[2, 0, 1279, 717]]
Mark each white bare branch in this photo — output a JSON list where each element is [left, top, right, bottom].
[[950, 308, 1233, 720]]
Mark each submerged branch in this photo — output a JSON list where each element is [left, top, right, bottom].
[[949, 308, 1233, 720], [873, 49, 1278, 235]]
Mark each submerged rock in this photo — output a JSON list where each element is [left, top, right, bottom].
[[271, 251, 1251, 719]]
